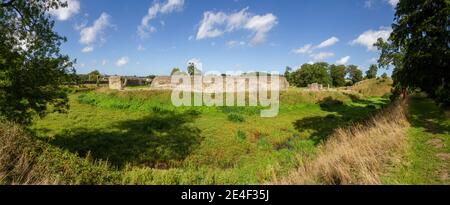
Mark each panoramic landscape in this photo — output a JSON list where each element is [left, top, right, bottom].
[[0, 0, 449, 186]]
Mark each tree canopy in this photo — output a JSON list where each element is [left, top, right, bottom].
[[0, 0, 74, 124], [377, 0, 450, 105], [291, 63, 332, 87], [330, 64, 346, 87], [366, 64, 378, 79], [346, 65, 363, 84]]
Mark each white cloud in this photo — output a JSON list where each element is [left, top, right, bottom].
[[292, 44, 313, 54], [138, 0, 184, 39], [293, 36, 339, 56], [81, 46, 94, 53], [196, 11, 228, 39], [310, 52, 334, 62], [196, 8, 277, 45], [336, 56, 350, 65], [116, 57, 129, 67], [79, 12, 112, 46], [351, 27, 392, 51], [316, 36, 339, 49], [387, 0, 399, 7], [187, 58, 203, 71], [49, 0, 80, 21], [101, 59, 108, 66], [245, 13, 278, 45]]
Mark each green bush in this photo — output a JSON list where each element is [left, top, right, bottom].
[[227, 113, 246, 123], [236, 130, 247, 141]]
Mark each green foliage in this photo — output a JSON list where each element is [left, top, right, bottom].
[[284, 66, 293, 84], [346, 65, 363, 84], [170, 67, 181, 76], [366, 64, 378, 79], [330, 64, 346, 87], [236, 130, 247, 141], [0, 0, 74, 124], [291, 62, 332, 87], [227, 113, 246, 123], [187, 62, 201, 76], [376, 0, 450, 106]]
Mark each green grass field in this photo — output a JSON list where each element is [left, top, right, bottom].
[[31, 88, 389, 184], [383, 95, 450, 184]]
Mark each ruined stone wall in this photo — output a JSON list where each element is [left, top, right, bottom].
[[150, 75, 290, 92], [109, 76, 123, 90]]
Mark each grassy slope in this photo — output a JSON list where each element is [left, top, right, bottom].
[[348, 78, 393, 97], [383, 95, 450, 184], [32, 89, 388, 184]]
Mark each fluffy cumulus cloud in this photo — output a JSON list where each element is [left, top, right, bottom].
[[336, 56, 350, 65], [196, 8, 278, 45], [351, 27, 392, 51], [138, 0, 184, 39], [293, 36, 339, 55], [116, 57, 129, 67], [79, 12, 112, 52], [310, 52, 334, 62], [49, 0, 80, 21]]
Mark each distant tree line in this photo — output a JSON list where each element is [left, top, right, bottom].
[[284, 62, 380, 88]]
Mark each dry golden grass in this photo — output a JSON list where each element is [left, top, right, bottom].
[[0, 122, 58, 185], [274, 99, 409, 185], [347, 78, 393, 97]]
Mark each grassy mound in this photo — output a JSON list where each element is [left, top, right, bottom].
[[349, 78, 393, 97]]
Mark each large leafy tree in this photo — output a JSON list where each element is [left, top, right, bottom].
[[346, 65, 363, 84], [329, 64, 346, 87], [291, 62, 332, 87], [366, 64, 378, 79], [0, 0, 74, 124], [379, 0, 449, 105]]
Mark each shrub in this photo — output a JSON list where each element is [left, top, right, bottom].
[[236, 130, 247, 141], [227, 113, 246, 123], [318, 97, 344, 109]]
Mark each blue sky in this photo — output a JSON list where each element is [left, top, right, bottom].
[[50, 0, 398, 76]]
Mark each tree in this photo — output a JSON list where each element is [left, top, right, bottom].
[[284, 66, 293, 84], [329, 64, 346, 87], [366, 64, 378, 79], [381, 73, 388, 79], [346, 65, 363, 84], [0, 0, 74, 124], [379, 0, 450, 105], [187, 63, 201, 76], [291, 63, 332, 87], [88, 70, 100, 81], [170, 67, 181, 75]]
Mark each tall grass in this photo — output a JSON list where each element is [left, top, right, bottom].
[[0, 121, 119, 185], [274, 100, 409, 185]]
